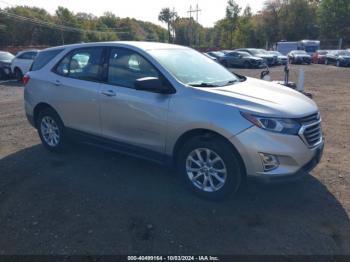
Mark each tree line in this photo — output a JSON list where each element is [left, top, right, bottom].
[[0, 6, 167, 47], [0, 0, 349, 49], [159, 0, 350, 49]]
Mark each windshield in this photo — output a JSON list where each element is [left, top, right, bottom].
[[149, 49, 239, 87], [238, 52, 251, 57], [304, 46, 318, 53], [0, 52, 14, 61], [212, 51, 225, 57], [248, 49, 260, 55]]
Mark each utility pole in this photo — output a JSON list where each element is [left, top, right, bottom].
[[172, 7, 176, 43], [187, 4, 201, 47]]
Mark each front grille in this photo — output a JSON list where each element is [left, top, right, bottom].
[[298, 113, 320, 124], [304, 123, 322, 146], [297, 113, 322, 147]]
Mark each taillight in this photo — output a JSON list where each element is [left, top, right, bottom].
[[23, 74, 30, 85]]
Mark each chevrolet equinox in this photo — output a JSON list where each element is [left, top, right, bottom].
[[24, 42, 324, 199]]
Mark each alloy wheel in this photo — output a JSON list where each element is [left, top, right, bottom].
[[40, 116, 60, 147], [186, 148, 227, 192]]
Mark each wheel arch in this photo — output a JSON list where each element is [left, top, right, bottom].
[[33, 103, 63, 128], [172, 128, 247, 178]]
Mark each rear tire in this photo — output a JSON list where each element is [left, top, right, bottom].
[[177, 136, 242, 200], [14, 68, 23, 82], [37, 108, 68, 153], [0, 69, 5, 80], [325, 59, 328, 65]]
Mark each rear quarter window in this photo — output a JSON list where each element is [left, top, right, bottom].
[[31, 49, 64, 71]]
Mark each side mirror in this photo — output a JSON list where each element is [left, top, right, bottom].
[[135, 77, 173, 94]]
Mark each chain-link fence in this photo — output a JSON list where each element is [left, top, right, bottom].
[[320, 37, 350, 50]]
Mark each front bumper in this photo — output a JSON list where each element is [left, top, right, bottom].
[[230, 126, 324, 182]]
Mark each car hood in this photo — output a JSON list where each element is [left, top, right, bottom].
[[294, 54, 311, 58], [339, 56, 350, 59], [196, 77, 318, 118], [278, 55, 287, 59], [257, 54, 274, 59], [249, 56, 263, 61]]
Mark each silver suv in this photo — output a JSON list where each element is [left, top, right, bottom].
[[24, 42, 324, 199]]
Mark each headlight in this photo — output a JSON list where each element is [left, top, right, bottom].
[[240, 112, 301, 135]]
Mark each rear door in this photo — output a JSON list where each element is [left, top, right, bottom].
[[99, 47, 172, 156], [51, 46, 105, 136]]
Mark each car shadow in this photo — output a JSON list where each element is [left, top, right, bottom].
[[0, 144, 349, 255]]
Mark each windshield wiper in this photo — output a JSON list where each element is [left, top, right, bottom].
[[223, 79, 238, 85], [189, 82, 220, 87]]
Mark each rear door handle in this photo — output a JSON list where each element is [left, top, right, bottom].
[[101, 90, 116, 97]]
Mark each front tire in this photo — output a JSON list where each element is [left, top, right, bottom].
[[177, 136, 242, 200], [37, 108, 67, 152], [243, 61, 251, 69], [0, 69, 5, 80], [222, 60, 228, 68]]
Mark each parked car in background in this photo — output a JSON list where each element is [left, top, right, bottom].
[[220, 51, 264, 68], [0, 51, 14, 80], [236, 48, 277, 66], [206, 51, 226, 61], [267, 51, 287, 65], [325, 50, 350, 67], [203, 52, 217, 61], [221, 50, 235, 54], [312, 50, 329, 64], [24, 42, 324, 199], [287, 50, 311, 64], [11, 50, 39, 81]]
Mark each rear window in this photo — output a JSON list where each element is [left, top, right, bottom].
[[18, 51, 38, 60], [31, 49, 64, 71]]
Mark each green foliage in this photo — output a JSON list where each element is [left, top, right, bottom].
[[318, 0, 350, 38], [0, 6, 167, 47], [172, 0, 348, 49], [158, 8, 178, 42]]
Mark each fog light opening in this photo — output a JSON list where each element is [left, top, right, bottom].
[[259, 153, 279, 171]]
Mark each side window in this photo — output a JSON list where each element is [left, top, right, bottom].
[[54, 47, 103, 81], [108, 48, 160, 89]]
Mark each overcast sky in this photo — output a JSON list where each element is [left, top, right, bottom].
[[2, 0, 265, 28]]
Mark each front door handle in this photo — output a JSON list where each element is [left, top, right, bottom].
[[101, 90, 116, 97]]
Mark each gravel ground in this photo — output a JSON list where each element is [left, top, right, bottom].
[[0, 64, 349, 255]]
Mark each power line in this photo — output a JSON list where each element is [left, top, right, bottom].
[[0, 2, 128, 35]]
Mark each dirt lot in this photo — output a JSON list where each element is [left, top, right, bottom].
[[0, 64, 349, 255]]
